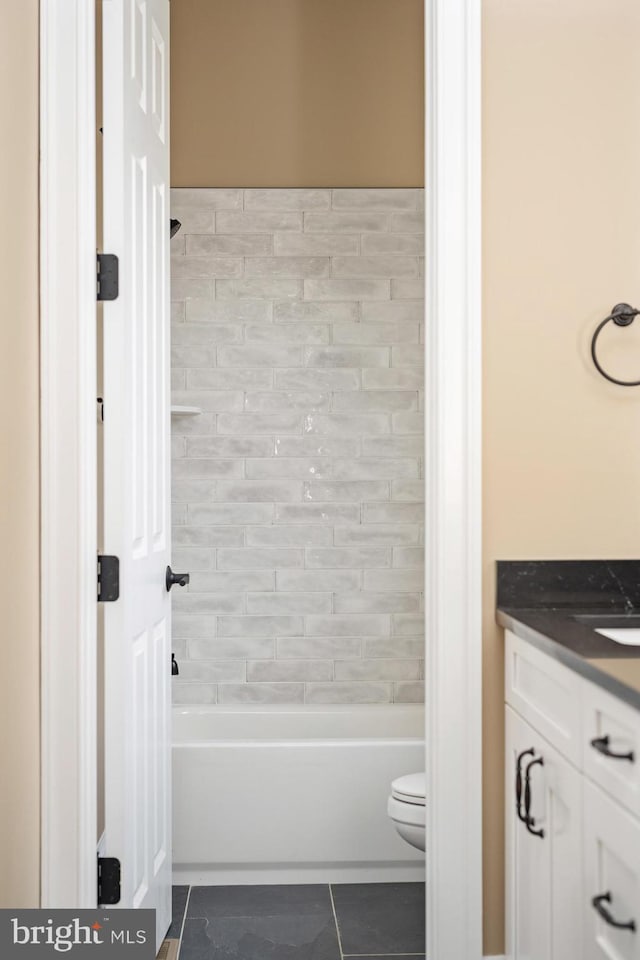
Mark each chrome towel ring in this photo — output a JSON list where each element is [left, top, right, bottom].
[[591, 302, 640, 387]]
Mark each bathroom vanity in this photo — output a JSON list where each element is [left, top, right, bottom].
[[497, 561, 640, 960]]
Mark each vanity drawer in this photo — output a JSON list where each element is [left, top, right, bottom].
[[505, 630, 582, 767], [583, 679, 640, 818], [584, 779, 640, 960]]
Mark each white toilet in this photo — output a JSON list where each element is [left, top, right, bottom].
[[387, 772, 426, 852]]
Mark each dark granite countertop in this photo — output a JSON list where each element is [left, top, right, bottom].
[[496, 561, 640, 712]]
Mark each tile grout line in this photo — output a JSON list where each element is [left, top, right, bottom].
[[328, 884, 345, 960], [176, 884, 192, 960]]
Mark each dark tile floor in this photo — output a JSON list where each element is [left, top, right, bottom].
[[171, 883, 425, 960]]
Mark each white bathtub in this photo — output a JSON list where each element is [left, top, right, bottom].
[[172, 704, 425, 885]]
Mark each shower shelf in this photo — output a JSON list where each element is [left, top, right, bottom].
[[171, 405, 202, 416]]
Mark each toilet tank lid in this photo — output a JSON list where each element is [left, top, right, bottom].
[[391, 772, 426, 804]]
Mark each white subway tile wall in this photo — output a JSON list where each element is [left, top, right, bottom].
[[171, 189, 425, 705]]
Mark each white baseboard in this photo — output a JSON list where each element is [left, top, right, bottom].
[[484, 955, 505, 959]]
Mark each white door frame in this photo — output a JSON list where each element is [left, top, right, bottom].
[[424, 2, 482, 957], [39, 0, 483, 953], [40, 0, 98, 907]]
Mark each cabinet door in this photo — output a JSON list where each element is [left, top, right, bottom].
[[506, 706, 583, 960], [584, 779, 640, 960]]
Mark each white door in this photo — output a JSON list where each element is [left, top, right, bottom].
[[101, 0, 172, 950], [505, 707, 583, 960]]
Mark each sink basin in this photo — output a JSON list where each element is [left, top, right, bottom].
[[571, 615, 640, 647], [594, 628, 640, 646]]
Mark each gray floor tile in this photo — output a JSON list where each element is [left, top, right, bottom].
[[179, 914, 341, 960], [331, 882, 425, 955], [168, 884, 189, 940], [187, 885, 333, 920]]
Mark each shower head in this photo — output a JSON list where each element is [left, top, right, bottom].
[[170, 218, 182, 239]]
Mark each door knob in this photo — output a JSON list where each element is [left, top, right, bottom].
[[166, 566, 190, 591], [171, 653, 179, 676]]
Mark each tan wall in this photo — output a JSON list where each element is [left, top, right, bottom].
[[0, 0, 41, 907], [170, 0, 424, 188], [483, 0, 640, 953]]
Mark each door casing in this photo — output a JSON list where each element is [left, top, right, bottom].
[[40, 0, 98, 908], [39, 1, 483, 956]]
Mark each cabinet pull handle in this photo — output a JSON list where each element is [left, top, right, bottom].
[[592, 892, 636, 932], [590, 735, 635, 763], [523, 756, 545, 838], [516, 748, 536, 823]]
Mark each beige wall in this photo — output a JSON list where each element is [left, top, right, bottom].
[[483, 0, 640, 953], [0, 0, 41, 907], [170, 0, 424, 188]]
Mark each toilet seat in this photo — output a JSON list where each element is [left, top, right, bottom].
[[387, 772, 426, 852], [390, 772, 425, 806], [387, 795, 424, 827]]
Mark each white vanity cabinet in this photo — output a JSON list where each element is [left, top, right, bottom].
[[505, 629, 640, 960]]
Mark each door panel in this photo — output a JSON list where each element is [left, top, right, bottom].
[[506, 707, 551, 960], [505, 630, 582, 768], [506, 706, 583, 960], [584, 780, 640, 960], [102, 0, 171, 950]]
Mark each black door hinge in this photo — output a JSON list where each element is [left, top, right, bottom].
[[97, 857, 121, 905], [97, 253, 119, 301], [97, 555, 120, 602]]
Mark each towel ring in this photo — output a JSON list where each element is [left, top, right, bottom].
[[591, 302, 640, 387]]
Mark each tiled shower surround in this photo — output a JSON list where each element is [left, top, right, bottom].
[[170, 188, 424, 705]]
